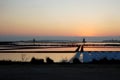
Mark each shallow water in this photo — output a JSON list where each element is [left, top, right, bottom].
[[0, 47, 120, 62]]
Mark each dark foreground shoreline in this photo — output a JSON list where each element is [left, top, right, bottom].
[[0, 64, 120, 80]]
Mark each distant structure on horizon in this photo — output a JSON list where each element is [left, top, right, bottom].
[[82, 38, 86, 43], [102, 39, 120, 43]]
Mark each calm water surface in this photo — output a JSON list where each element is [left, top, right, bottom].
[[0, 47, 120, 62]]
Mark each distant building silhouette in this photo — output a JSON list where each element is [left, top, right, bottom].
[[82, 38, 86, 43], [33, 38, 36, 45]]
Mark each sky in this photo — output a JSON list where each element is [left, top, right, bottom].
[[0, 0, 120, 37]]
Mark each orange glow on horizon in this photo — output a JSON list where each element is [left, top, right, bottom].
[[0, 15, 120, 37]]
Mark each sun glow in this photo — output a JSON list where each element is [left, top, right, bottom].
[[0, 0, 120, 37]]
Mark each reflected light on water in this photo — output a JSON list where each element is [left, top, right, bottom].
[[0, 47, 120, 62], [0, 53, 75, 62]]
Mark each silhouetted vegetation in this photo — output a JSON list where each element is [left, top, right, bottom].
[[0, 60, 29, 65], [0, 60, 12, 65], [89, 57, 120, 64], [1, 57, 120, 65], [59, 58, 71, 64], [46, 57, 54, 64], [30, 57, 44, 64], [73, 58, 81, 64]]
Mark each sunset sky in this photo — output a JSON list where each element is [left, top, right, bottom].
[[0, 0, 120, 37]]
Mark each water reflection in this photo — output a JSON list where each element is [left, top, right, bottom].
[[0, 53, 75, 62], [0, 47, 120, 62]]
